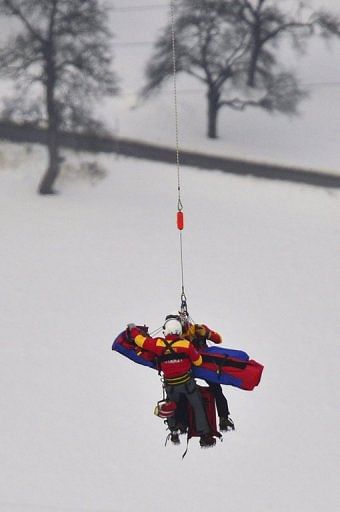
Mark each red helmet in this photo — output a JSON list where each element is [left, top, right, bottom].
[[154, 400, 177, 419]]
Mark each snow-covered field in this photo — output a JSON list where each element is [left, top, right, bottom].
[[1, 141, 340, 512], [1, 1, 340, 511]]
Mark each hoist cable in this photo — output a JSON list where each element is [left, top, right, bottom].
[[170, 0, 187, 314], [170, 0, 183, 213], [179, 231, 185, 293]]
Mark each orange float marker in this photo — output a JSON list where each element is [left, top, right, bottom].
[[177, 210, 184, 230]]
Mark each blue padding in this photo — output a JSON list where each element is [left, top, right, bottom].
[[206, 346, 249, 361]]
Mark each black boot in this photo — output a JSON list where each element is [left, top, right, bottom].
[[199, 434, 216, 448], [170, 431, 180, 445], [219, 416, 235, 432]]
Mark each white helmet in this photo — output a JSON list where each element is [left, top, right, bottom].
[[163, 315, 182, 336]]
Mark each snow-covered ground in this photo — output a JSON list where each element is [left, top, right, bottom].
[[1, 141, 340, 512]]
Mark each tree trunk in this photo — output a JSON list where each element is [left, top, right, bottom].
[[38, 44, 60, 195], [207, 89, 220, 139], [247, 27, 261, 87], [38, 122, 60, 195], [247, 45, 260, 87]]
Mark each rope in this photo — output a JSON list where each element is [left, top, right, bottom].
[[179, 230, 185, 297], [170, 0, 182, 212], [149, 326, 163, 336], [170, 0, 187, 314]]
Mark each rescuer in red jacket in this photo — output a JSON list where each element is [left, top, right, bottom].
[[127, 317, 216, 448]]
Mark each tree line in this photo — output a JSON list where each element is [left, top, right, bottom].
[[0, 0, 339, 194]]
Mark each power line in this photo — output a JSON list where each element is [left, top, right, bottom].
[[114, 84, 340, 102], [302, 81, 340, 87]]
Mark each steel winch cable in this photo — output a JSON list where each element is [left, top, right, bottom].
[[170, 0, 188, 317]]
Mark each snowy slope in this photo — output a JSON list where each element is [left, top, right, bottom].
[[1, 141, 340, 512]]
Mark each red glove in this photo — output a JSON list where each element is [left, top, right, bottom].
[[126, 324, 140, 339], [206, 326, 222, 344]]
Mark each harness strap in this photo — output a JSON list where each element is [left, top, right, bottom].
[[157, 338, 189, 364], [182, 437, 190, 459], [156, 338, 190, 380], [165, 373, 191, 386], [163, 338, 177, 353], [202, 354, 248, 370]]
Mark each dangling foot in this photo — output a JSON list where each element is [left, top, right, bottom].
[[219, 416, 235, 432], [199, 434, 216, 448], [170, 431, 180, 445], [176, 423, 188, 435]]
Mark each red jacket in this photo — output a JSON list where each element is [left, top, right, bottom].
[[129, 327, 202, 379]]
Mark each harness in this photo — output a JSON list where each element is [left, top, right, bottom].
[[156, 338, 191, 385], [165, 373, 191, 386]]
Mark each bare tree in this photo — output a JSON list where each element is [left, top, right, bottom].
[[231, 0, 340, 88], [143, 0, 340, 139], [0, 0, 118, 194]]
